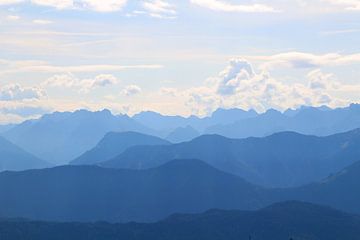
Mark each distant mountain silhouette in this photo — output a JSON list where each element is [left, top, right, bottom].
[[71, 132, 170, 165], [0, 124, 14, 134], [101, 129, 360, 188], [3, 110, 153, 165], [205, 104, 360, 138], [0, 159, 266, 222], [133, 108, 258, 134], [277, 158, 360, 215], [166, 125, 200, 143], [1, 201, 360, 240], [0, 136, 50, 171], [3, 104, 360, 166], [2, 158, 360, 223]]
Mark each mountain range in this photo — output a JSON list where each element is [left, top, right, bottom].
[[205, 104, 360, 138], [2, 110, 152, 165], [71, 132, 171, 165], [134, 104, 360, 139], [1, 201, 360, 240], [0, 159, 266, 222], [2, 158, 360, 222], [2, 104, 360, 167], [0, 136, 50, 172], [100, 128, 360, 188]]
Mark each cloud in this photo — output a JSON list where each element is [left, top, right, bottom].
[[0, 0, 128, 12], [216, 59, 255, 95], [142, 0, 177, 18], [0, 105, 49, 117], [1, 62, 163, 75], [159, 87, 179, 97], [6, 15, 20, 20], [32, 19, 53, 24], [162, 58, 358, 116], [0, 84, 46, 101], [43, 73, 119, 93], [31, 0, 73, 9], [0, 0, 23, 5], [307, 69, 339, 90], [121, 85, 142, 96], [322, 0, 360, 11], [251, 52, 360, 70], [190, 0, 279, 13], [80, 0, 128, 12]]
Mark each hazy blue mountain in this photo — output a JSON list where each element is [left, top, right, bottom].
[[2, 158, 360, 223], [166, 126, 200, 143], [133, 111, 198, 133], [209, 108, 258, 125], [133, 108, 258, 134], [0, 124, 15, 134], [205, 104, 360, 138], [3, 109, 153, 165], [0, 136, 50, 171], [101, 129, 360, 188], [1, 202, 360, 240], [71, 132, 170, 165], [277, 158, 360, 215], [0, 159, 266, 223]]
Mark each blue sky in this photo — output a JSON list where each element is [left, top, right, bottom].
[[0, 0, 359, 123]]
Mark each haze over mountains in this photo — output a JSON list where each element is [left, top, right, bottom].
[[0, 137, 50, 172], [1, 104, 360, 167], [1, 158, 360, 223], [0, 103, 360, 238], [2, 201, 360, 240], [100, 129, 360, 188], [0, 160, 266, 222], [206, 104, 360, 138], [2, 110, 152, 165], [71, 132, 170, 165]]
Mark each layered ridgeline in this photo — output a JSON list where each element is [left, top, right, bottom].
[[0, 136, 50, 172], [0, 124, 14, 134], [165, 126, 200, 143], [71, 132, 171, 165], [133, 108, 258, 133], [2, 104, 360, 165], [2, 159, 360, 222], [0, 160, 266, 222], [134, 104, 360, 138], [100, 128, 360, 188], [1, 202, 360, 240], [2, 110, 153, 165], [278, 159, 360, 215]]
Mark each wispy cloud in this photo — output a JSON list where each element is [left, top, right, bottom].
[[121, 85, 142, 96], [6, 15, 20, 20], [320, 29, 360, 35], [0, 83, 46, 101], [32, 19, 53, 24], [322, 0, 360, 11], [247, 52, 360, 70], [0, 0, 129, 12], [190, 0, 279, 13], [42, 73, 119, 93], [0, 60, 164, 75], [142, 0, 177, 18]]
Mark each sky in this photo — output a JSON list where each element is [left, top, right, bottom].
[[0, 0, 359, 123]]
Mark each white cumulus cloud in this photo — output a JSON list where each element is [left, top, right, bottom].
[[143, 0, 177, 18], [162, 58, 358, 116], [80, 0, 128, 12], [121, 85, 142, 96], [43, 73, 119, 93], [190, 0, 279, 13], [0, 83, 46, 101]]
